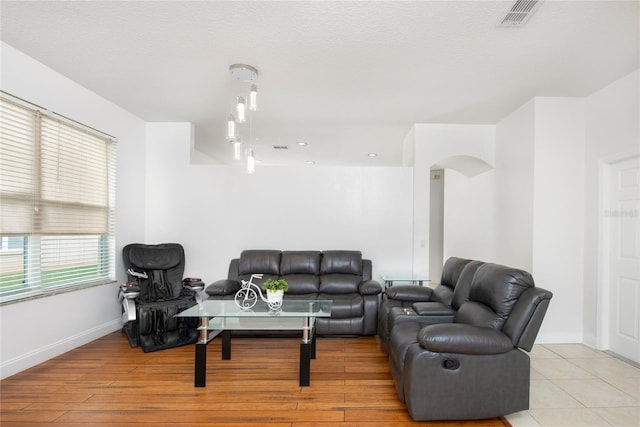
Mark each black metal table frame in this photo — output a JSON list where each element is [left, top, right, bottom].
[[193, 315, 318, 387]]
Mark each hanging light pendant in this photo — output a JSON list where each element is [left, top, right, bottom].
[[232, 138, 242, 161], [246, 149, 255, 174], [226, 115, 237, 140], [227, 64, 259, 170], [249, 84, 258, 111], [236, 96, 246, 123]]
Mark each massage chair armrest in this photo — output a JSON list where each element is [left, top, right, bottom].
[[385, 285, 433, 302], [205, 279, 241, 296], [359, 279, 383, 296], [417, 323, 514, 355], [182, 277, 205, 292]]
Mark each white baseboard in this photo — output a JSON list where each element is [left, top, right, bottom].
[[0, 318, 122, 379]]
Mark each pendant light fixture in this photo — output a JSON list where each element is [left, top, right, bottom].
[[249, 84, 258, 111], [246, 149, 256, 174], [236, 96, 246, 123], [227, 64, 259, 172], [233, 139, 242, 161], [226, 115, 237, 140]]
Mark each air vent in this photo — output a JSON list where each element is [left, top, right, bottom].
[[272, 145, 289, 150], [498, 0, 543, 27]]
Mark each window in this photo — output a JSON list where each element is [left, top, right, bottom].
[[0, 95, 117, 303]]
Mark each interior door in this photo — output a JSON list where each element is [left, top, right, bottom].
[[608, 155, 640, 362]]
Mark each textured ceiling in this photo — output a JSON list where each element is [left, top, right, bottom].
[[1, 1, 638, 166]]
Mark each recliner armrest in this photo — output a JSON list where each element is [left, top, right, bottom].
[[205, 279, 240, 296], [417, 323, 514, 355], [359, 279, 382, 296], [385, 285, 433, 302]]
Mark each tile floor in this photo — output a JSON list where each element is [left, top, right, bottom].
[[505, 344, 640, 427]]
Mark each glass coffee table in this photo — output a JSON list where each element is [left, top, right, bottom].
[[381, 274, 431, 289], [175, 299, 332, 387]]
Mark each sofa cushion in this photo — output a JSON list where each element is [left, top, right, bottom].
[[450, 260, 484, 310], [431, 257, 472, 306], [283, 274, 320, 294], [456, 263, 535, 330], [321, 250, 362, 275], [320, 274, 360, 294], [318, 293, 364, 318], [280, 251, 321, 275], [238, 250, 281, 275]]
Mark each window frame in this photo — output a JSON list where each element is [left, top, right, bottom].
[[0, 93, 117, 304]]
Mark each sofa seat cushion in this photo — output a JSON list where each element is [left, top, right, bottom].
[[283, 274, 320, 294], [320, 274, 360, 294], [319, 293, 364, 318]]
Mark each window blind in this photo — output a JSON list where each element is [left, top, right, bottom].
[[0, 96, 117, 302]]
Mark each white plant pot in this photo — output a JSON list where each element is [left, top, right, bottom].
[[266, 289, 284, 303]]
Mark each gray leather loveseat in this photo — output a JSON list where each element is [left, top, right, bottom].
[[205, 250, 382, 336], [383, 258, 552, 421]]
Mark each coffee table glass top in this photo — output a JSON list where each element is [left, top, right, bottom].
[[177, 299, 332, 331], [176, 299, 332, 318]]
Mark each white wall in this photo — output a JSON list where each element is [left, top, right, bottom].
[[531, 97, 586, 343], [443, 97, 587, 343], [411, 124, 496, 278], [0, 43, 147, 378], [493, 100, 536, 271], [584, 69, 640, 348], [144, 122, 415, 284], [443, 168, 496, 263]]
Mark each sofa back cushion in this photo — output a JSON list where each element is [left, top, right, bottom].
[[237, 250, 281, 285], [238, 250, 281, 275], [433, 257, 472, 306], [320, 251, 362, 275], [319, 251, 362, 294], [450, 260, 484, 310], [456, 263, 534, 330], [281, 251, 321, 294]]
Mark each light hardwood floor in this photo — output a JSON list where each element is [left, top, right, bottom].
[[0, 332, 509, 426]]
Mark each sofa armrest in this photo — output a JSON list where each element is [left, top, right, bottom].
[[417, 323, 514, 355], [205, 279, 240, 296], [385, 285, 433, 302], [359, 279, 382, 296]]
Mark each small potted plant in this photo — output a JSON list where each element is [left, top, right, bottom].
[[262, 278, 288, 304]]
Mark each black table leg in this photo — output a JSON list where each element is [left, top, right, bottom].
[[222, 330, 231, 360], [300, 340, 311, 386], [195, 342, 207, 387]]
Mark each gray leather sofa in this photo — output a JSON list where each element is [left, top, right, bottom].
[[386, 259, 552, 421], [378, 257, 481, 353], [205, 250, 382, 335]]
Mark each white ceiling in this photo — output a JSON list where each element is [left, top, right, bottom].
[[1, 1, 638, 166]]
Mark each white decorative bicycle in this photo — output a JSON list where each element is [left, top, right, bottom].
[[234, 273, 282, 310]]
